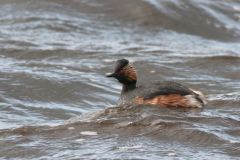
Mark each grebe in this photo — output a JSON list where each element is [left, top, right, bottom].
[[107, 59, 207, 108]]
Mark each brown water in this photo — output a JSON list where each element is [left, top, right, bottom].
[[0, 0, 240, 159]]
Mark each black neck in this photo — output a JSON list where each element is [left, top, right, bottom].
[[121, 82, 137, 94]]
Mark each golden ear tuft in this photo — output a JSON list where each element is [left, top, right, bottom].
[[123, 63, 137, 81]]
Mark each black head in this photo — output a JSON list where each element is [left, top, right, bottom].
[[107, 59, 137, 84]]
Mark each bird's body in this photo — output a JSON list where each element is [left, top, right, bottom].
[[107, 59, 207, 108]]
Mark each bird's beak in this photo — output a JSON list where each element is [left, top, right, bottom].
[[106, 72, 117, 77]]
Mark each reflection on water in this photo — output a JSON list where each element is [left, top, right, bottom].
[[0, 0, 240, 159]]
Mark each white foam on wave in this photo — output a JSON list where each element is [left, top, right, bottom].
[[90, 78, 99, 82], [105, 72, 112, 76], [50, 124, 60, 127], [230, 140, 239, 144], [150, 70, 155, 73], [87, 66, 94, 69], [76, 139, 85, 142], [201, 111, 213, 116], [225, 25, 232, 30], [62, 67, 67, 70], [168, 153, 176, 156], [214, 24, 221, 28], [104, 59, 114, 63], [75, 71, 85, 74], [233, 6, 240, 12], [80, 131, 98, 136], [113, 86, 122, 90], [100, 65, 106, 68], [118, 146, 141, 149]]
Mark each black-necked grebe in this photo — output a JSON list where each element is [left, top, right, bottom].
[[107, 59, 207, 108]]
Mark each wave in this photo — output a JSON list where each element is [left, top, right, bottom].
[[87, 0, 240, 40], [207, 92, 240, 102], [1, 102, 239, 144], [1, 99, 240, 160], [1, 0, 240, 42]]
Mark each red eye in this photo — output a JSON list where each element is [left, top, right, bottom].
[[120, 70, 124, 73]]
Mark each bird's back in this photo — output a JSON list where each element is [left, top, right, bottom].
[[119, 80, 207, 108]]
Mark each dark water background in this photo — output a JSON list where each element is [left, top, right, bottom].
[[0, 0, 240, 159]]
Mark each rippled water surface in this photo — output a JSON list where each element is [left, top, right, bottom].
[[0, 0, 240, 159]]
